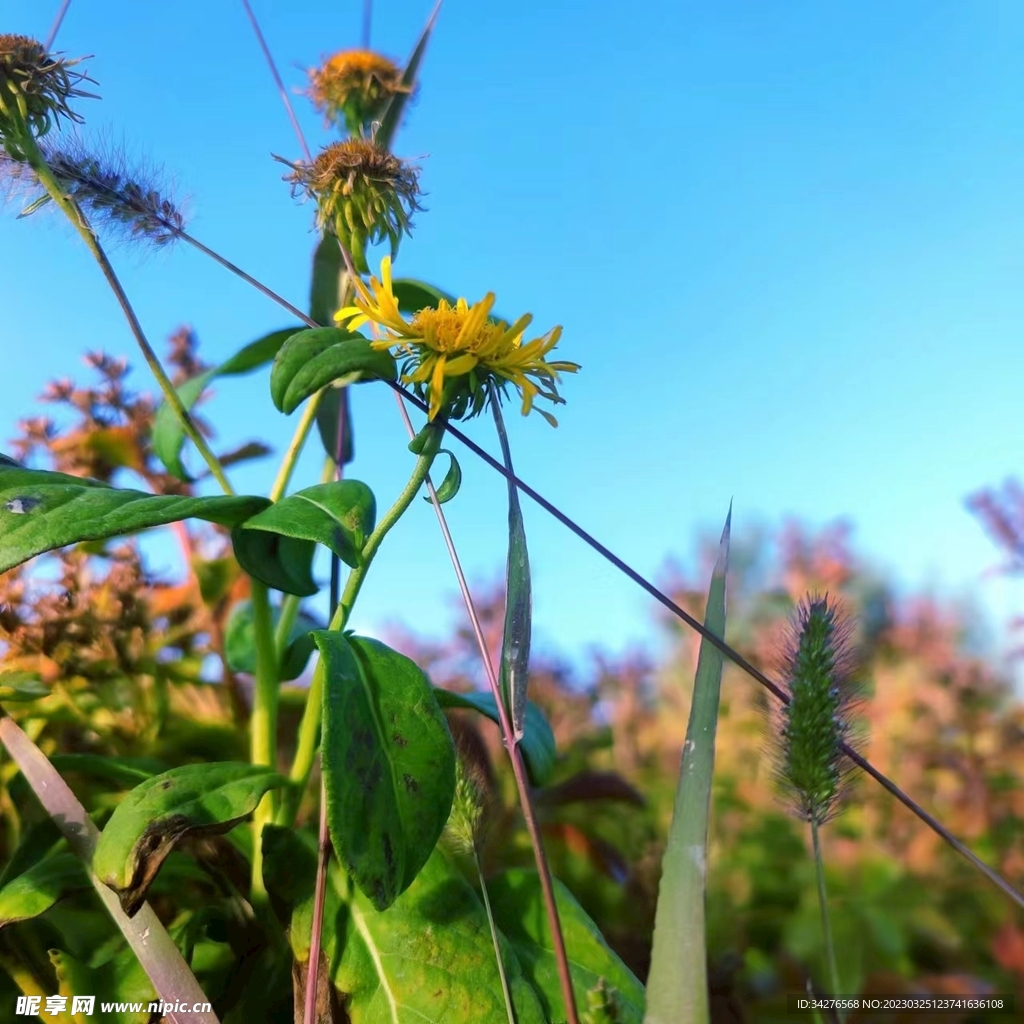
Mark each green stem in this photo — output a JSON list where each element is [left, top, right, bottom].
[[274, 456, 339, 659], [276, 422, 445, 827], [811, 818, 843, 1023], [269, 390, 323, 503], [18, 131, 233, 496], [250, 581, 280, 901]]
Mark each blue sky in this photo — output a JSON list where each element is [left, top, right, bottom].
[[3, 0, 1024, 676]]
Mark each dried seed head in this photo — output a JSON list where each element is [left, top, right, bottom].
[[281, 138, 422, 274], [307, 49, 407, 134], [1, 138, 185, 247], [0, 35, 94, 156], [772, 595, 863, 825]]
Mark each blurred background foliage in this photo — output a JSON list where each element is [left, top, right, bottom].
[[2, 344, 1023, 1023]]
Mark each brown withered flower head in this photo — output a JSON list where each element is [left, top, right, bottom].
[[282, 138, 422, 275], [0, 34, 94, 157], [308, 49, 407, 135]]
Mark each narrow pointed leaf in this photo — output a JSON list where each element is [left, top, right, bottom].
[[425, 449, 462, 505], [0, 851, 89, 927], [0, 463, 268, 575], [152, 327, 301, 480], [93, 762, 286, 916], [316, 385, 354, 466], [644, 507, 731, 1024], [317, 632, 456, 910], [492, 403, 531, 740], [433, 687, 555, 785], [375, 2, 441, 151]]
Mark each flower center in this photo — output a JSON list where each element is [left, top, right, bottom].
[[410, 306, 512, 355]]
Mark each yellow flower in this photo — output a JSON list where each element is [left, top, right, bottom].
[[307, 49, 406, 134], [336, 257, 580, 425]]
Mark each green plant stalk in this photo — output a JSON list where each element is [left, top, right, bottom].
[[14, 129, 233, 496], [811, 818, 843, 1022], [644, 510, 730, 1024], [269, 390, 324, 503], [250, 580, 280, 900], [277, 423, 445, 826]]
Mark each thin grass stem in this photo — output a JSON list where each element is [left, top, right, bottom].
[[810, 819, 842, 1022]]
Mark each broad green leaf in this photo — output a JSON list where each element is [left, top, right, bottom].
[[0, 463, 268, 575], [425, 449, 462, 505], [93, 762, 286, 916], [488, 869, 645, 1024], [238, 480, 376, 570], [433, 688, 556, 786], [263, 830, 547, 1024], [271, 327, 397, 415], [644, 508, 731, 1024], [376, 3, 441, 151], [0, 671, 48, 701], [231, 527, 317, 597], [492, 404, 531, 740], [317, 632, 456, 910], [0, 851, 89, 927], [224, 599, 321, 681], [152, 327, 301, 480]]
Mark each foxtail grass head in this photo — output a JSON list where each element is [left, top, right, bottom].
[[773, 595, 862, 825], [443, 757, 490, 858], [281, 138, 421, 274], [0, 35, 94, 158], [1, 139, 184, 247], [336, 256, 580, 425], [307, 49, 407, 135]]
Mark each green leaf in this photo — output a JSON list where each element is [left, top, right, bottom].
[[0, 671, 48, 702], [48, 754, 164, 787], [270, 327, 397, 415], [433, 688, 556, 786], [51, 945, 157, 1024], [231, 527, 317, 597], [238, 480, 376, 570], [0, 819, 61, 887], [375, 2, 441, 151], [489, 869, 645, 1024], [644, 507, 731, 1024], [152, 327, 301, 480], [425, 449, 462, 505], [224, 599, 321, 681], [309, 232, 345, 326], [0, 463, 269, 575], [93, 763, 287, 917], [317, 632, 456, 910], [492, 404, 532, 740], [0, 851, 89, 927], [391, 278, 457, 314], [316, 385, 354, 466], [263, 832, 547, 1024]]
